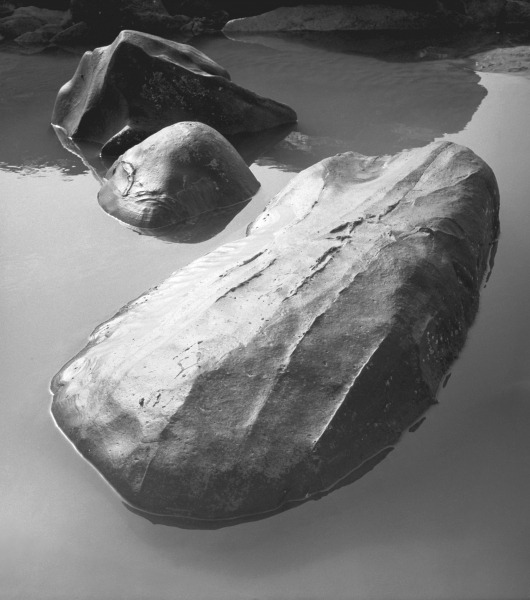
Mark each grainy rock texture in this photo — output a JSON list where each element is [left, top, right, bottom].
[[473, 44, 530, 75], [51, 29, 297, 151], [98, 122, 260, 229], [0, 5, 65, 38], [51, 141, 499, 528], [223, 1, 507, 32], [195, 0, 506, 23], [223, 5, 438, 33], [505, 0, 530, 26], [70, 0, 187, 38]]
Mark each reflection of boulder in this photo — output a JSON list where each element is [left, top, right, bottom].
[[98, 122, 260, 229], [51, 141, 499, 529], [255, 131, 353, 172], [201, 33, 487, 158], [51, 30, 297, 154]]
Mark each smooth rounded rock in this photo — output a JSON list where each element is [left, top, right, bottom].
[[51, 141, 499, 528], [98, 122, 260, 229], [51, 29, 297, 152]]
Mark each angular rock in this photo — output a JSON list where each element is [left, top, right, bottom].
[[51, 29, 297, 152], [51, 141, 499, 528], [98, 122, 260, 229]]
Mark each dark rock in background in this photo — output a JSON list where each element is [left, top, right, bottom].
[[51, 30, 297, 151], [214, 0, 506, 28], [69, 0, 188, 40], [0, 5, 65, 39], [51, 141, 499, 528], [98, 122, 260, 229]]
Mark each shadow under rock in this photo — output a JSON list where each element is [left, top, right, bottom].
[[124, 201, 252, 244]]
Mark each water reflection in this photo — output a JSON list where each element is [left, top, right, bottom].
[[0, 51, 89, 176], [2, 31, 530, 600], [195, 33, 487, 157]]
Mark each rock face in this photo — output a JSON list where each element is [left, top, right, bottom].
[[51, 142, 499, 528], [223, 4, 439, 33], [218, 0, 504, 27], [0, 5, 65, 39], [98, 122, 260, 229], [51, 29, 297, 153], [223, 1, 507, 31], [69, 0, 188, 38], [505, 0, 530, 26]]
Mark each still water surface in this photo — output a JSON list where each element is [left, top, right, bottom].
[[1, 33, 530, 599]]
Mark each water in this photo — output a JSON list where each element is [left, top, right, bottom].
[[1, 34, 530, 599]]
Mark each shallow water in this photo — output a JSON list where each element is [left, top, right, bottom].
[[1, 34, 530, 599]]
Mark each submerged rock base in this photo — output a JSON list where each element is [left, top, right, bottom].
[[51, 141, 499, 528]]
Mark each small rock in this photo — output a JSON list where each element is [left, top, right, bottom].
[[98, 121, 260, 229]]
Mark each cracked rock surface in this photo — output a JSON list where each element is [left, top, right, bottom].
[[98, 122, 260, 229], [51, 141, 499, 528], [51, 29, 297, 153]]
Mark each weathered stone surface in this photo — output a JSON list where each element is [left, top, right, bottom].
[[223, 1, 507, 31], [0, 5, 65, 39], [223, 5, 438, 33], [98, 122, 260, 229], [473, 45, 530, 75], [51, 141, 499, 528], [0, 14, 44, 39], [15, 23, 62, 45], [51, 29, 297, 152], [505, 0, 530, 26], [49, 20, 91, 45]]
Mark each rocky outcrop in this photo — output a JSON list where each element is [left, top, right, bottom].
[[223, 1, 508, 31], [98, 122, 260, 229], [473, 45, 530, 75], [0, 5, 65, 39], [69, 0, 188, 38], [221, 1, 506, 28], [223, 5, 439, 33], [51, 30, 297, 153], [51, 141, 499, 528], [504, 0, 530, 26]]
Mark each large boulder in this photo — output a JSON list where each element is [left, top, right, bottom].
[[51, 30, 297, 153], [51, 141, 499, 528], [98, 122, 260, 229]]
